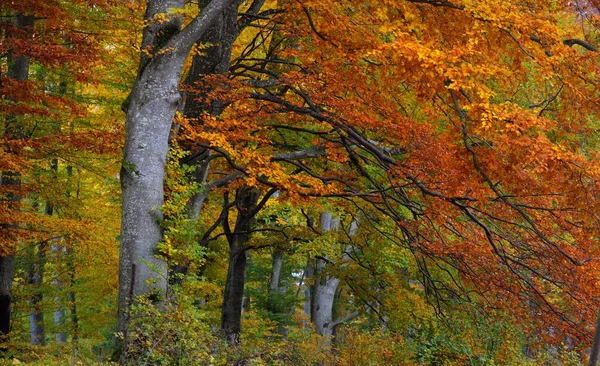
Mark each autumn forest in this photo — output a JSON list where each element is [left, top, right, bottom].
[[2, 0, 600, 364]]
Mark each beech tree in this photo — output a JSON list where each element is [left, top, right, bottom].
[[116, 0, 239, 356]]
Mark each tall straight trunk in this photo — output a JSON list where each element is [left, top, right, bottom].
[[311, 213, 341, 338], [29, 158, 58, 345], [589, 307, 600, 366], [51, 82, 68, 343], [117, 1, 238, 354], [221, 187, 259, 344], [268, 249, 289, 336], [52, 244, 67, 343], [303, 259, 314, 330], [221, 247, 247, 344], [67, 246, 79, 343], [269, 250, 284, 293], [0, 13, 34, 340], [29, 240, 46, 346]]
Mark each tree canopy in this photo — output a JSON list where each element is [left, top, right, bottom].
[[1, 0, 600, 364]]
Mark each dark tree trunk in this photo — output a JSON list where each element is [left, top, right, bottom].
[[168, 0, 241, 288], [221, 247, 247, 344], [220, 187, 259, 344], [0, 13, 34, 340]]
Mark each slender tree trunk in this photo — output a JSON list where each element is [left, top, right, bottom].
[[29, 240, 46, 346], [269, 250, 284, 293], [589, 307, 600, 366], [0, 13, 34, 341], [303, 259, 314, 330], [267, 249, 289, 336], [29, 158, 59, 345], [221, 187, 259, 344], [169, 0, 241, 287], [52, 243, 67, 343], [311, 213, 341, 339], [68, 246, 79, 343]]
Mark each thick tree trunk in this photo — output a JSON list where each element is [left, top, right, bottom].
[[0, 13, 34, 340], [220, 187, 259, 344], [311, 215, 358, 342], [221, 247, 247, 344], [117, 1, 237, 350], [0, 257, 15, 338]]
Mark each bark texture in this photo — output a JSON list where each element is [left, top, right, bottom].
[[117, 0, 238, 347]]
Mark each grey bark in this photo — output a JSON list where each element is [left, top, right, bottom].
[[589, 307, 600, 366], [303, 259, 314, 330], [67, 245, 79, 343], [269, 250, 284, 293], [311, 214, 358, 341], [29, 239, 46, 346], [311, 213, 340, 338], [267, 249, 289, 336], [117, 0, 238, 349], [0, 13, 34, 339]]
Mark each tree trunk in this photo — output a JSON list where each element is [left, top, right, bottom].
[[169, 0, 241, 288], [221, 247, 247, 344], [52, 242, 67, 343], [29, 240, 46, 346], [0, 13, 34, 340], [117, 1, 237, 352], [220, 187, 259, 344], [311, 215, 358, 342], [68, 246, 79, 343], [311, 213, 341, 338], [267, 249, 289, 336], [589, 307, 600, 366], [269, 250, 284, 293], [303, 259, 314, 330]]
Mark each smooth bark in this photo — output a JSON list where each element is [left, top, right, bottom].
[[311, 215, 357, 342], [117, 0, 238, 347], [589, 307, 600, 366], [311, 213, 340, 338]]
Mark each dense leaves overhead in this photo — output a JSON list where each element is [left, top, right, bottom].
[[177, 0, 600, 343], [3, 0, 600, 364]]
